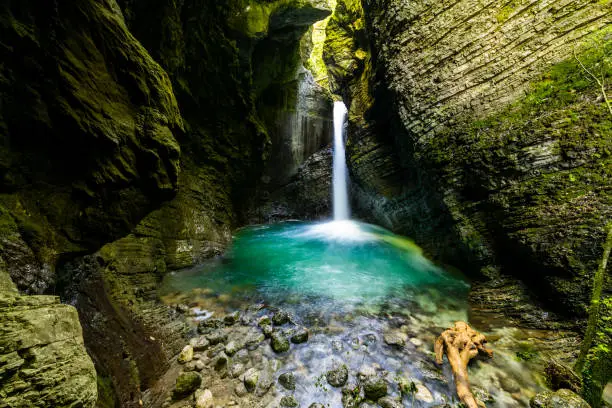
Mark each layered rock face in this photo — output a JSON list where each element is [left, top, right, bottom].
[[0, 268, 97, 407], [326, 0, 611, 315], [2, 0, 335, 406]]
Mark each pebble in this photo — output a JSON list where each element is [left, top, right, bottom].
[[383, 330, 407, 347]]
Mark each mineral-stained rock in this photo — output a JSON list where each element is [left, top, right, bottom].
[[0, 291, 97, 407]]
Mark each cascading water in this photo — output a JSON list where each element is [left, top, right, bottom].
[[332, 101, 350, 220]]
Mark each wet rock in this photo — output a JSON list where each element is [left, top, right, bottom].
[[383, 330, 407, 347], [225, 340, 243, 356], [198, 318, 224, 334], [378, 397, 402, 408], [326, 363, 349, 387], [280, 395, 299, 407], [291, 327, 309, 344], [246, 330, 266, 348], [206, 343, 225, 358], [273, 310, 291, 325], [472, 386, 494, 404], [415, 361, 448, 384], [174, 372, 202, 398], [358, 365, 376, 381], [213, 352, 228, 371], [262, 324, 274, 338], [195, 389, 214, 408], [409, 338, 423, 347], [363, 376, 387, 400], [271, 331, 291, 353], [414, 382, 434, 403], [190, 336, 210, 352], [342, 384, 361, 408], [255, 359, 277, 397], [279, 372, 296, 390], [243, 368, 259, 392], [206, 330, 228, 345], [178, 345, 194, 364], [229, 362, 245, 378], [176, 304, 190, 314], [363, 333, 377, 346], [259, 315, 272, 326], [309, 404, 324, 408], [195, 360, 206, 371], [530, 389, 589, 408], [224, 311, 240, 325]]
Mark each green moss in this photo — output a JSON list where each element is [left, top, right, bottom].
[[495, 0, 521, 24]]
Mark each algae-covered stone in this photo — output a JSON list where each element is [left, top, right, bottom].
[[530, 389, 590, 408], [281, 395, 300, 407], [271, 331, 291, 353], [363, 376, 387, 400], [174, 371, 202, 398], [273, 310, 291, 325], [279, 371, 296, 390], [326, 363, 349, 387]]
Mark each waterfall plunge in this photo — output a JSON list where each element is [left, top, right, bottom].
[[333, 101, 350, 220]]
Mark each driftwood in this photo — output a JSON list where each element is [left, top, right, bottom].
[[435, 321, 493, 408]]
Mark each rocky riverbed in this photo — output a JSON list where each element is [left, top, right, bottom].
[[145, 284, 587, 408]]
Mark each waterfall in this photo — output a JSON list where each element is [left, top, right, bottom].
[[332, 101, 350, 220]]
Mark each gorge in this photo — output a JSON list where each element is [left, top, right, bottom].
[[0, 1, 610, 408]]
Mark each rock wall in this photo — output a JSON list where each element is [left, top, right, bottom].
[[0, 267, 97, 407], [2, 0, 336, 406], [326, 0, 611, 315]]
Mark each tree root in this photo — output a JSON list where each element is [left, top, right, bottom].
[[435, 321, 493, 408]]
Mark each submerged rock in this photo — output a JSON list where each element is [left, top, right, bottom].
[[383, 330, 407, 347], [291, 327, 309, 344], [378, 397, 402, 408], [174, 372, 202, 398], [280, 395, 300, 407], [279, 372, 296, 390], [326, 363, 349, 387], [273, 310, 291, 325], [363, 376, 387, 400]]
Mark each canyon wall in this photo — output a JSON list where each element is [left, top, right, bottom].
[[1, 0, 334, 406]]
